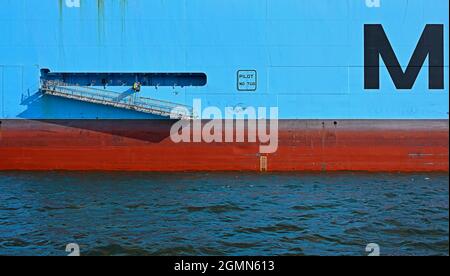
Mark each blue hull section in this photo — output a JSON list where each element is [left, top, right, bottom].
[[0, 0, 448, 119]]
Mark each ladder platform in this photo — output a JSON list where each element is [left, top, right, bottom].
[[40, 82, 193, 119]]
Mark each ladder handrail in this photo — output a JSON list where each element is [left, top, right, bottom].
[[41, 84, 193, 119], [44, 88, 191, 118], [43, 85, 190, 111], [42, 81, 192, 110]]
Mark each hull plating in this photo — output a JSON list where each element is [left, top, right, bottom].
[[0, 1, 448, 172], [0, 120, 447, 172]]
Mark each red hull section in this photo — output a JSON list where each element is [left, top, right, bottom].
[[0, 120, 448, 172]]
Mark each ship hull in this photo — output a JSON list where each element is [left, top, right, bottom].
[[0, 119, 447, 172]]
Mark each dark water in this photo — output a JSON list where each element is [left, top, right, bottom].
[[0, 172, 448, 256]]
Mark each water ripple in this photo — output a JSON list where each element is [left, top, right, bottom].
[[0, 172, 448, 256]]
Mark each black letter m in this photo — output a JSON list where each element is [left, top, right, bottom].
[[364, 24, 444, 90]]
